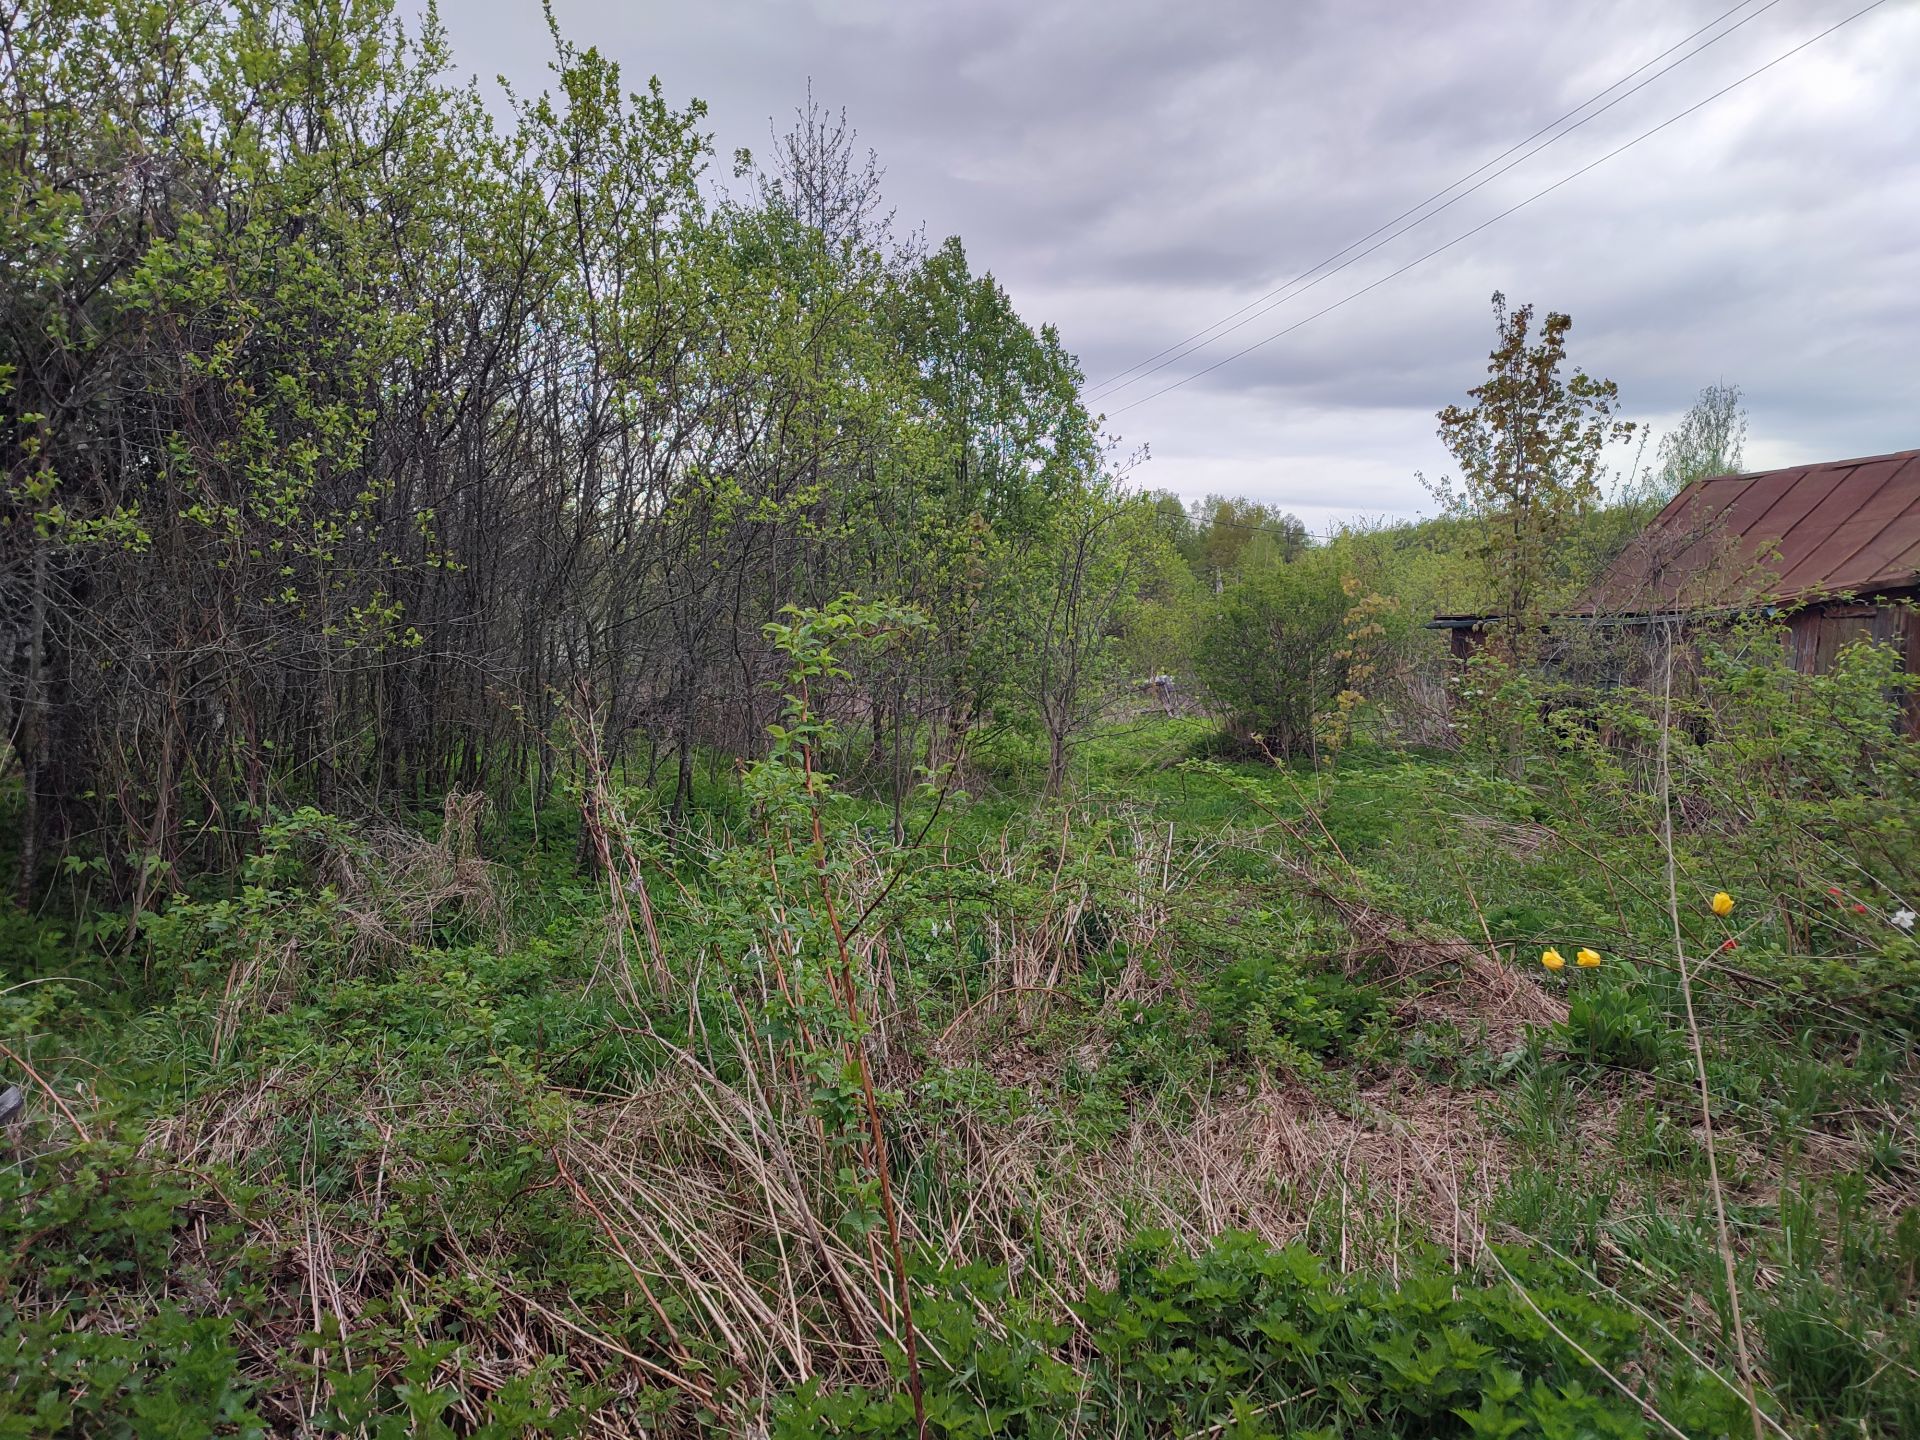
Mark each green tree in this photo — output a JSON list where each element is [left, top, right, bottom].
[[1020, 479, 1163, 796], [1424, 292, 1634, 629], [1189, 495, 1307, 588], [0, 0, 1116, 902], [880, 237, 1097, 771], [1654, 380, 1748, 499]]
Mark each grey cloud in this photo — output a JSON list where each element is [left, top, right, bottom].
[[444, 0, 1920, 519]]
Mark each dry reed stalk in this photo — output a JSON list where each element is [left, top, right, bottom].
[[550, 1146, 701, 1379], [592, 1017, 898, 1373], [0, 1036, 91, 1143], [1655, 623, 1765, 1440], [792, 680, 928, 1440], [566, 701, 669, 999]]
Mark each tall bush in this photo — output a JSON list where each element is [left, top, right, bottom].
[[1193, 549, 1349, 757]]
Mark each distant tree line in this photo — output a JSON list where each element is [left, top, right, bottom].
[[1132, 302, 1751, 762]]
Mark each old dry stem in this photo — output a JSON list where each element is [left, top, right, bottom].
[[797, 678, 929, 1440], [1656, 622, 1766, 1440], [568, 702, 671, 999]]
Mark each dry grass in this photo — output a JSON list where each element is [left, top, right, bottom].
[[124, 953, 1536, 1435], [1277, 853, 1567, 1049], [207, 791, 507, 1064], [45, 787, 1910, 1435], [1451, 812, 1559, 860], [920, 1073, 1519, 1287]]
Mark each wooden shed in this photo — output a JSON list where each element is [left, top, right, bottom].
[[1430, 447, 1920, 730]]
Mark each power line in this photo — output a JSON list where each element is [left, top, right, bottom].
[[1086, 0, 1774, 398], [1087, 0, 1786, 404], [1108, 0, 1889, 418]]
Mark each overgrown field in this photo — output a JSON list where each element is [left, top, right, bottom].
[[6, 3, 1911, 1435], [4, 636, 1919, 1438]]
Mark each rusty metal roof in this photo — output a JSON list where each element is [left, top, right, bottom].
[[1576, 447, 1920, 614]]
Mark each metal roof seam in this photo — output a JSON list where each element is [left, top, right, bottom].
[[1784, 460, 1905, 592]]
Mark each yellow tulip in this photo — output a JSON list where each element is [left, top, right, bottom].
[[1576, 948, 1602, 968], [1541, 948, 1566, 972], [1711, 891, 1735, 918]]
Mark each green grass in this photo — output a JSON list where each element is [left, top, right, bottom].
[[4, 714, 1918, 1436]]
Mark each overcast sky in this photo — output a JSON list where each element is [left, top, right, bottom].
[[439, 0, 1920, 531]]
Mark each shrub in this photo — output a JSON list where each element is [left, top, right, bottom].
[[1193, 550, 1350, 757]]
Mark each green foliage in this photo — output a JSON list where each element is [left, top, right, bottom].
[[1756, 1181, 1920, 1434], [1423, 292, 1634, 625], [1558, 982, 1666, 1072], [1202, 955, 1386, 1071], [1613, 1097, 1701, 1173], [5, 5, 1918, 1439], [0, 1305, 264, 1439], [8, 682, 1920, 1434], [1148, 492, 1310, 589], [775, 1233, 1741, 1438], [1193, 547, 1352, 757], [1, 0, 1137, 899]]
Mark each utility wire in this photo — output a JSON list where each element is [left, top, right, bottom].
[[1088, 0, 1786, 403], [1108, 0, 1889, 417]]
